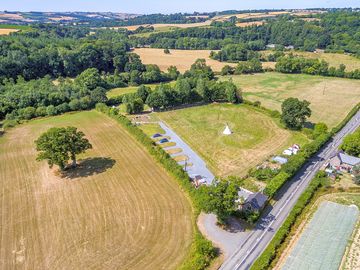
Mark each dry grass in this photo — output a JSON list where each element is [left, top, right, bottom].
[[0, 111, 193, 270], [173, 155, 189, 162], [157, 104, 307, 177], [221, 73, 360, 127], [166, 148, 183, 155], [134, 48, 237, 72], [0, 28, 18, 35]]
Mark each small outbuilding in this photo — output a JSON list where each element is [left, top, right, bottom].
[[152, 133, 163, 138]]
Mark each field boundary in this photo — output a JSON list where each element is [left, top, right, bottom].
[[95, 103, 217, 270]]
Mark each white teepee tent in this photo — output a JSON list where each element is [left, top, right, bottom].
[[223, 124, 232, 135]]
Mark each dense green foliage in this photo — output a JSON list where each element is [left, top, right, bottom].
[[95, 103, 216, 270], [251, 171, 328, 270], [210, 43, 263, 62], [35, 126, 92, 170], [197, 180, 239, 224], [275, 55, 360, 79], [340, 128, 360, 157], [133, 11, 360, 56], [113, 60, 242, 114], [281, 98, 311, 130], [0, 25, 133, 81]]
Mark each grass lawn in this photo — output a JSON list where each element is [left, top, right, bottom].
[[0, 111, 193, 270], [220, 72, 360, 128], [157, 103, 308, 177]]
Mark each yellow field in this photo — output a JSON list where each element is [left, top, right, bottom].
[[221, 73, 360, 127], [135, 48, 275, 73], [0, 111, 193, 270], [0, 28, 18, 35]]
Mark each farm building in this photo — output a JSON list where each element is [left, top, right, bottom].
[[327, 151, 360, 173], [238, 189, 268, 212]]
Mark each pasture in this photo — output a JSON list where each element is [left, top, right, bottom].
[[220, 73, 360, 127], [0, 111, 193, 270], [282, 201, 358, 270], [156, 103, 307, 177]]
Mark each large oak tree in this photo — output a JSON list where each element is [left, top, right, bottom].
[[35, 126, 92, 170]]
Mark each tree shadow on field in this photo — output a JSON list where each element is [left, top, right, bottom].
[[61, 157, 116, 179]]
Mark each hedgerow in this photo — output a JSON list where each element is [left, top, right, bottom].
[[95, 103, 216, 270], [251, 171, 328, 270]]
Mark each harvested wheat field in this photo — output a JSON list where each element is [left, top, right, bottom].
[[134, 48, 275, 73], [221, 73, 360, 127], [134, 48, 236, 72], [0, 28, 18, 35], [0, 111, 193, 270], [157, 104, 307, 177]]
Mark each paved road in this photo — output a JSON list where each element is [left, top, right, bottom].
[[158, 122, 215, 184], [220, 110, 360, 270]]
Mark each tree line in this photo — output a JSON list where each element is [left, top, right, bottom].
[[131, 11, 360, 56], [275, 55, 360, 79], [122, 59, 242, 114]]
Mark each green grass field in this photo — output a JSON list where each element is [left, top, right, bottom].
[[220, 72, 360, 128], [0, 111, 193, 270], [157, 103, 308, 177], [107, 82, 175, 98]]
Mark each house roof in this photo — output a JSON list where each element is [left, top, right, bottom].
[[339, 152, 360, 166], [246, 192, 268, 210]]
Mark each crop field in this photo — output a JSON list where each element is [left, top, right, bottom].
[[282, 201, 359, 270], [0, 28, 18, 35], [134, 48, 236, 72], [220, 73, 360, 127], [156, 103, 307, 177], [0, 111, 193, 270]]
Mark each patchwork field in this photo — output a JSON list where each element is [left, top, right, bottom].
[[220, 73, 360, 127], [0, 111, 193, 270], [156, 103, 307, 177]]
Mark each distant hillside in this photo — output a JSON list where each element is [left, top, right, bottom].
[[0, 11, 139, 25]]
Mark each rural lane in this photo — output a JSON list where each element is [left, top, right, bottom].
[[220, 110, 360, 270]]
